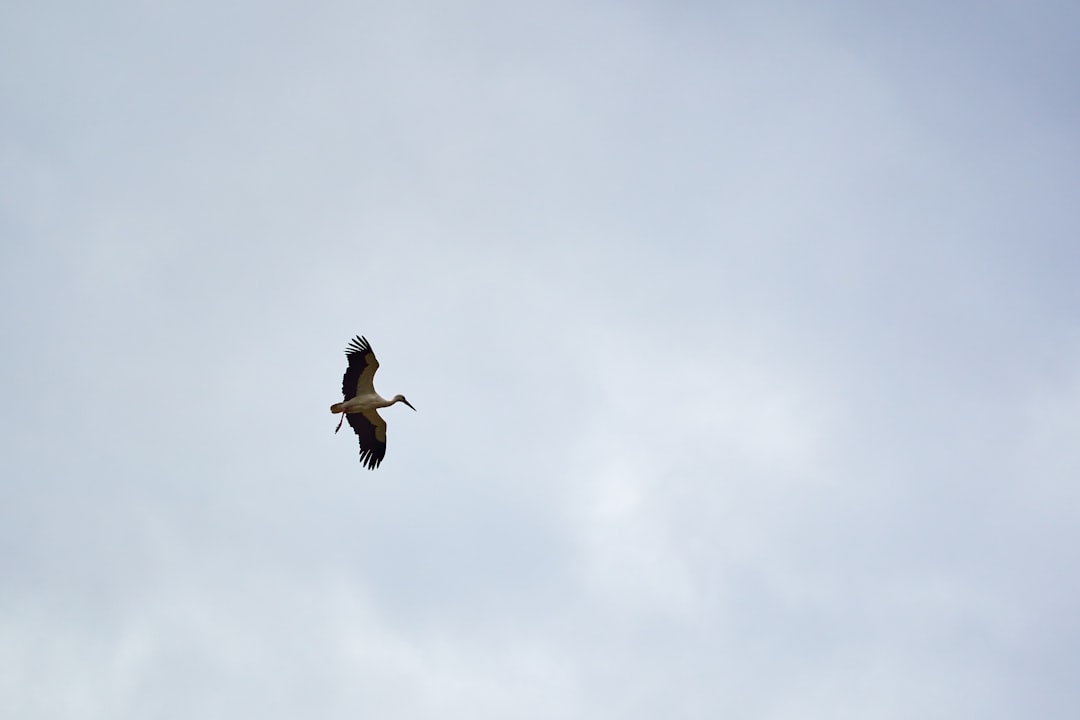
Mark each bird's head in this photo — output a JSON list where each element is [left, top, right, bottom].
[[395, 394, 416, 411]]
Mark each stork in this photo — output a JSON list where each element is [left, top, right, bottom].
[[330, 335, 415, 469]]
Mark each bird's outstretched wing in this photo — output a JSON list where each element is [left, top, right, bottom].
[[342, 335, 380, 400], [347, 409, 387, 470]]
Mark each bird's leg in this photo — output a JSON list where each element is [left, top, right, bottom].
[[335, 413, 345, 433]]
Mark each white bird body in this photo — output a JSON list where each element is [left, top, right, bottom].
[[330, 336, 415, 470], [332, 393, 405, 414]]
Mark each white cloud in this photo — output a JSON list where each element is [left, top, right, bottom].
[[3, 0, 1080, 717]]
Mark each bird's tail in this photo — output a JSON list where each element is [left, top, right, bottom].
[[330, 402, 345, 413]]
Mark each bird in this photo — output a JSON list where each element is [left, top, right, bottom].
[[330, 335, 415, 469]]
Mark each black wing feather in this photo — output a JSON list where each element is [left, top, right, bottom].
[[341, 335, 379, 400], [347, 411, 387, 470]]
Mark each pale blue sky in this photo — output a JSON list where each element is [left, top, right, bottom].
[[2, 1, 1079, 718]]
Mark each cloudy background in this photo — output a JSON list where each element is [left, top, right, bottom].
[[3, 0, 1079, 717]]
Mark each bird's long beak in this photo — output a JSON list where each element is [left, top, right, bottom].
[[403, 399, 417, 411]]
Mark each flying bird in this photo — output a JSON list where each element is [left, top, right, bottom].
[[330, 335, 415, 469]]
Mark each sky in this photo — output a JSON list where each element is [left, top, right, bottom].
[[2, 0, 1079, 717]]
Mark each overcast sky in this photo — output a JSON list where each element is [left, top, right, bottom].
[[3, 1, 1080, 718]]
